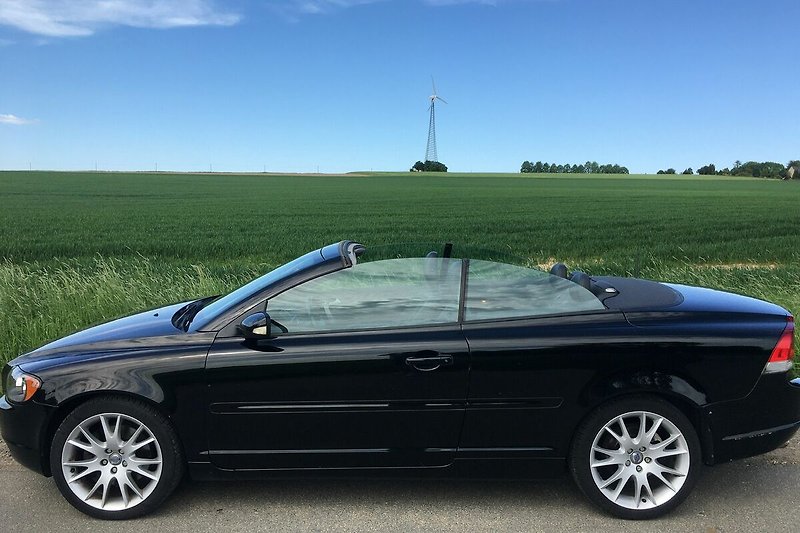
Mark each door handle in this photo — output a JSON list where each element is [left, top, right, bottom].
[[405, 355, 454, 372]]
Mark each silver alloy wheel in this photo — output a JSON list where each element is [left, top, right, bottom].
[[60, 412, 163, 511], [589, 410, 690, 510]]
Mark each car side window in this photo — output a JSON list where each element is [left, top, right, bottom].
[[266, 258, 463, 333], [465, 260, 605, 321]]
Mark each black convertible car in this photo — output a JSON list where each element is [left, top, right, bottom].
[[1, 241, 797, 520]]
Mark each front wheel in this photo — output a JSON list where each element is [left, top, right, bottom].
[[569, 396, 701, 519], [50, 396, 184, 519]]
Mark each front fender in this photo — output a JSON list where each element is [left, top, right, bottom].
[[17, 333, 215, 465]]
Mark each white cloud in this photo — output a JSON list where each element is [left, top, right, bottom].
[[0, 1, 531, 37], [0, 0, 240, 37], [0, 114, 37, 125]]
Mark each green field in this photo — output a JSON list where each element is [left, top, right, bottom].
[[1, 171, 798, 365]]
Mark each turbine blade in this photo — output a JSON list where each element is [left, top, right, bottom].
[[431, 76, 437, 96], [436, 96, 448, 104]]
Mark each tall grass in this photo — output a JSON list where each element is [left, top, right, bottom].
[[0, 255, 796, 364], [0, 257, 260, 361]]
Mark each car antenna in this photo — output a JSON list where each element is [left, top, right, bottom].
[[442, 243, 453, 258]]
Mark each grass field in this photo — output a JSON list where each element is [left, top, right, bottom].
[[1, 170, 798, 364]]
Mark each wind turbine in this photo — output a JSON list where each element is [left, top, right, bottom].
[[425, 77, 447, 162]]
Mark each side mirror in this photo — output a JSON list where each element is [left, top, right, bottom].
[[238, 312, 271, 339]]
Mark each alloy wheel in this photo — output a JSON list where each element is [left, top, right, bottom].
[[60, 412, 163, 511], [589, 410, 690, 510]]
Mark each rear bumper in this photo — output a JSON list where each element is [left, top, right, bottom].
[[704, 375, 800, 464], [0, 395, 52, 476]]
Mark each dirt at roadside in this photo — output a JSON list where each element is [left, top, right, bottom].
[[0, 434, 797, 469], [757, 435, 799, 465], [0, 435, 12, 466]]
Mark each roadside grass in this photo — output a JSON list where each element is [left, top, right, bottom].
[[0, 256, 796, 365], [0, 171, 798, 364]]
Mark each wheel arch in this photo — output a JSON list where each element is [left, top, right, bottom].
[[573, 384, 714, 465]]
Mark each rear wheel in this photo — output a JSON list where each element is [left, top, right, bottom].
[[50, 397, 184, 519], [569, 396, 701, 519]]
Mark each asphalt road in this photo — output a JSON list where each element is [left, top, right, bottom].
[[1, 439, 798, 532]]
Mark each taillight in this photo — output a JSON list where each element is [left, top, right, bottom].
[[764, 316, 795, 374]]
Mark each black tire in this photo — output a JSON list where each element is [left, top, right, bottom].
[[569, 396, 701, 519], [50, 396, 184, 519]]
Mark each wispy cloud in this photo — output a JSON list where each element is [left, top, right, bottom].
[[0, 114, 38, 125], [0, 1, 526, 37], [281, 0, 500, 15], [0, 0, 240, 37], [424, 0, 499, 5]]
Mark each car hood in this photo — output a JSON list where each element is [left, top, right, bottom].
[[9, 301, 192, 368]]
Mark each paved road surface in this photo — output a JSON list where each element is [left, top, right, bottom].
[[1, 438, 798, 532]]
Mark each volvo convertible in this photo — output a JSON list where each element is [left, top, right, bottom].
[[1, 241, 797, 519]]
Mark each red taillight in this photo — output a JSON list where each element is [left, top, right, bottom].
[[764, 316, 795, 373]]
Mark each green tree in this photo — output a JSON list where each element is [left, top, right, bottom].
[[521, 161, 534, 173], [423, 160, 447, 172], [697, 164, 716, 175], [682, 168, 693, 175], [410, 161, 425, 172], [733, 161, 785, 178]]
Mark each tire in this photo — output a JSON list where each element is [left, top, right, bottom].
[[50, 396, 184, 519], [569, 396, 701, 519]]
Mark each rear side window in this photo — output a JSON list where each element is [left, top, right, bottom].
[[465, 260, 605, 321]]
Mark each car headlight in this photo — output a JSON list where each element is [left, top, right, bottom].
[[3, 366, 41, 403]]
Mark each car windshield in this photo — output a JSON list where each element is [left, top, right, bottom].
[[190, 249, 323, 330]]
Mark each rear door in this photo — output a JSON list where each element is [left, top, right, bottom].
[[458, 260, 632, 460]]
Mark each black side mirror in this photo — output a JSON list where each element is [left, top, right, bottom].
[[238, 312, 271, 339]]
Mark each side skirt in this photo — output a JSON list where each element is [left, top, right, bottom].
[[187, 457, 567, 481]]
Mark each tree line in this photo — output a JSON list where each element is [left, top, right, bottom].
[[657, 160, 799, 179], [520, 161, 629, 174]]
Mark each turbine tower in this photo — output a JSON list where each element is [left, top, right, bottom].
[[425, 77, 447, 162]]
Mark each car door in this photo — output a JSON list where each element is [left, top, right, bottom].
[[457, 260, 633, 463], [205, 257, 469, 470]]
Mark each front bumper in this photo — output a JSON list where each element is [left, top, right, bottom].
[[704, 375, 800, 464], [0, 395, 53, 475]]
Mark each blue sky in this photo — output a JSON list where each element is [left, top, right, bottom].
[[0, 0, 797, 173]]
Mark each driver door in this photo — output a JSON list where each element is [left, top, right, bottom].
[[205, 258, 470, 470]]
